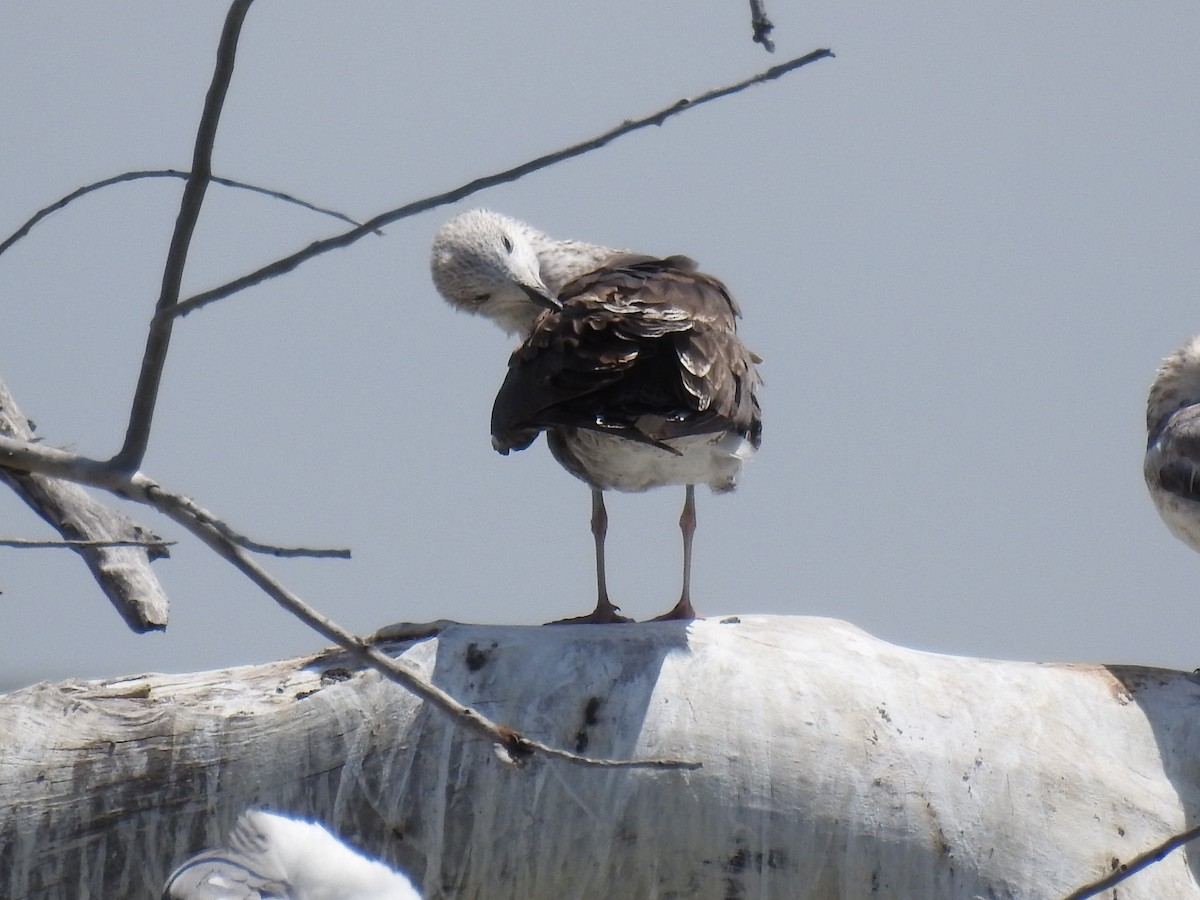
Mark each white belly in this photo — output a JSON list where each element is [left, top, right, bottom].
[[550, 428, 754, 493]]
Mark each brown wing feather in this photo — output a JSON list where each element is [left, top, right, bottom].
[[490, 256, 762, 454]]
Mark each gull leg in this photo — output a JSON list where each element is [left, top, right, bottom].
[[547, 489, 632, 624], [650, 484, 700, 621], [592, 487, 611, 609]]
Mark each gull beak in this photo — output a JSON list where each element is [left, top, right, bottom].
[[522, 282, 560, 311]]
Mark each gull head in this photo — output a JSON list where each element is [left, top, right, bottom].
[[431, 209, 557, 338], [1148, 335, 1200, 434]]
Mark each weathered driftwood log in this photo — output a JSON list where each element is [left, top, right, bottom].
[[1, 616, 1199, 899], [0, 375, 169, 632]]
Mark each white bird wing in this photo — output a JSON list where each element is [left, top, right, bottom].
[[163, 810, 422, 900]]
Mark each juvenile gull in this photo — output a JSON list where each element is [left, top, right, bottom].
[[1145, 335, 1200, 554], [431, 209, 762, 622]]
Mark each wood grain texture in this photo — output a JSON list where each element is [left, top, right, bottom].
[[0, 376, 168, 631], [2, 616, 1198, 898]]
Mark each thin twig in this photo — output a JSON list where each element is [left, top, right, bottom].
[[0, 538, 176, 550], [167, 48, 834, 321], [748, 0, 776, 52], [1062, 822, 1200, 899], [109, 0, 255, 473], [221, 534, 351, 559], [153, 486, 351, 558], [0, 432, 697, 770], [0, 170, 377, 259]]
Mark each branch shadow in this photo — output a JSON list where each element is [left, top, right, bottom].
[[367, 619, 693, 893]]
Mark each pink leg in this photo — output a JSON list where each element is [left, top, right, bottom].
[[592, 487, 611, 610], [650, 484, 700, 621], [546, 489, 632, 624]]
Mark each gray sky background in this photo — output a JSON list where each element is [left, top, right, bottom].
[[2, 3, 1199, 691]]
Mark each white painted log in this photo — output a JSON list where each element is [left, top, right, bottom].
[[1, 615, 1197, 899]]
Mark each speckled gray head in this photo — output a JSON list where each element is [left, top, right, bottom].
[[1147, 334, 1200, 434], [430, 209, 557, 337]]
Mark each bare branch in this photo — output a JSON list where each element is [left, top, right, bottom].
[[0, 376, 170, 632], [140, 481, 351, 559], [0, 10, 815, 766], [748, 0, 776, 52], [154, 496, 696, 768], [1062, 821, 1200, 899], [222, 535, 352, 559], [0, 538, 176, 550], [0, 432, 697, 770], [197, 512, 351, 558], [109, 0, 255, 473], [167, 48, 835, 321], [0, 170, 377, 259]]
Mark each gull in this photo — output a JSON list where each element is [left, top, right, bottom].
[[1145, 334, 1200, 554], [431, 209, 762, 622], [162, 808, 422, 900]]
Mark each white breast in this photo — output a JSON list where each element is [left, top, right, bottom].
[[553, 428, 754, 493]]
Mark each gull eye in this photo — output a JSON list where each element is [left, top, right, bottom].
[[502, 236, 514, 253], [472, 293, 490, 305]]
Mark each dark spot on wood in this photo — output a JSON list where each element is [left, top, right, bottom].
[[320, 667, 354, 686], [574, 697, 603, 753], [583, 696, 601, 725], [465, 643, 490, 671], [723, 847, 787, 875], [294, 688, 319, 700]]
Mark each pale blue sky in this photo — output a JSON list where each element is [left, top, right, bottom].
[[2, 3, 1199, 689]]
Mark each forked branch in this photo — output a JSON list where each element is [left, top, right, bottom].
[[748, 0, 775, 52], [1, 1, 827, 767], [0, 431, 697, 771], [0, 169, 376, 259], [0, 376, 170, 631], [167, 48, 834, 321], [109, 0, 255, 473]]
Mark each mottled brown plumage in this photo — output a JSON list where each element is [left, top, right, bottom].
[[492, 255, 762, 469]]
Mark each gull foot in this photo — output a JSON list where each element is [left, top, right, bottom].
[[545, 605, 634, 625], [645, 598, 701, 622]]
